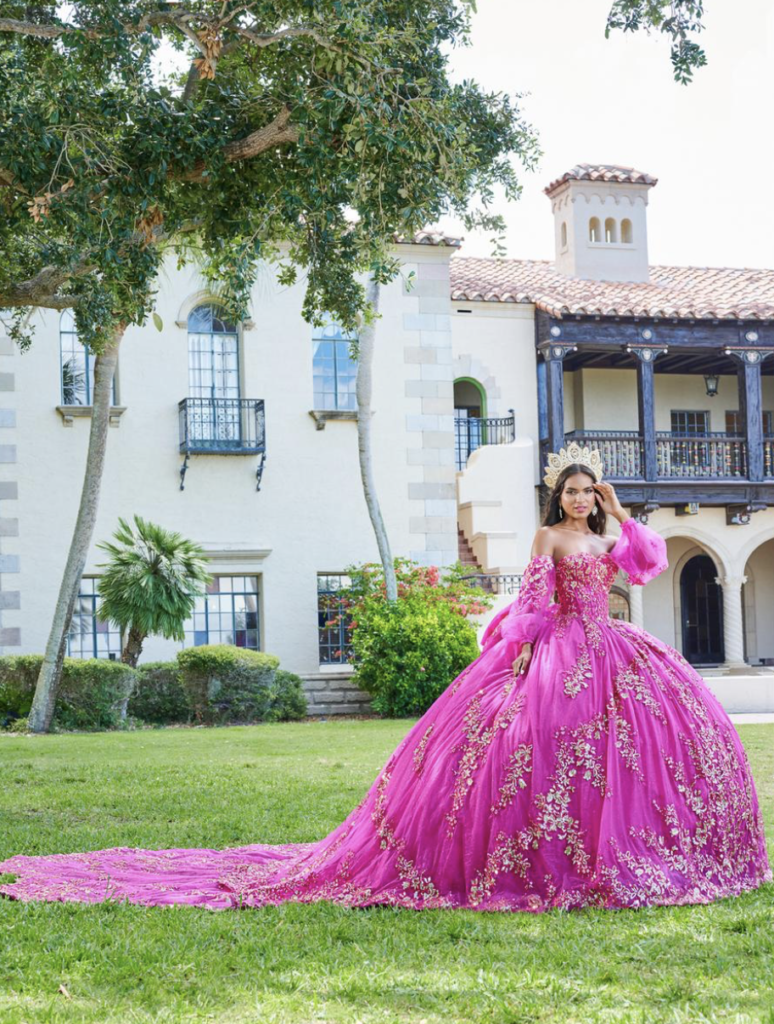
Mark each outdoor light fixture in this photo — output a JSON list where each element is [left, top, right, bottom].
[[703, 373, 719, 397]]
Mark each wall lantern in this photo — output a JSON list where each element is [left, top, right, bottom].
[[703, 373, 719, 397]]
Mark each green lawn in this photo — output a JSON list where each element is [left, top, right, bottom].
[[1, 721, 773, 1024]]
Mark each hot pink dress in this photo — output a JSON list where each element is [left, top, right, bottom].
[[1, 517, 770, 912]]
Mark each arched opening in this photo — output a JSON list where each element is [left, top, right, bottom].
[[588, 217, 600, 243], [604, 218, 617, 244], [560, 221, 567, 249], [454, 377, 487, 471], [680, 554, 724, 665], [608, 588, 630, 622], [621, 218, 633, 243]]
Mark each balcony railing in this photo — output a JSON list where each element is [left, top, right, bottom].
[[461, 573, 523, 596], [179, 398, 266, 454], [455, 411, 516, 471], [564, 430, 643, 478], [656, 432, 747, 479], [765, 435, 774, 478], [178, 398, 267, 491], [565, 429, 753, 480]]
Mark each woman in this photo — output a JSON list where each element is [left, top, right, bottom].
[[1, 446, 770, 912]]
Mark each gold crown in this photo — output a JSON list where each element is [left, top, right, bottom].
[[543, 442, 604, 490]]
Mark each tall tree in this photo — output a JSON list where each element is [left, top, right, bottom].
[[0, 1, 536, 730], [355, 279, 398, 603]]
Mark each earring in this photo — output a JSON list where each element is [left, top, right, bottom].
[[591, 505, 597, 516], [559, 506, 564, 519]]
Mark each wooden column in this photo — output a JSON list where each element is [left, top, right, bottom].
[[727, 348, 771, 482], [539, 343, 576, 454], [630, 346, 667, 482]]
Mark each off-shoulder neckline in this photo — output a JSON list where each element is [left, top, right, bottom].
[[532, 517, 635, 569]]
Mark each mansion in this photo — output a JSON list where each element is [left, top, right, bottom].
[[1, 163, 773, 714]]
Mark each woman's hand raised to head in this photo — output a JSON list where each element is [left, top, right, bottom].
[[592, 481, 629, 523], [512, 641, 532, 677]]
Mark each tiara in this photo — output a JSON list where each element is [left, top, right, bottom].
[[543, 442, 604, 489]]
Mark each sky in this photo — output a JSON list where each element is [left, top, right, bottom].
[[436, 0, 774, 270]]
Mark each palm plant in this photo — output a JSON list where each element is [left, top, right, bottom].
[[96, 516, 212, 668]]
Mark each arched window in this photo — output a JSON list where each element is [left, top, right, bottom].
[[187, 303, 240, 443], [605, 218, 617, 244], [312, 320, 357, 411], [59, 310, 117, 405], [588, 217, 601, 243], [621, 218, 633, 243], [560, 221, 567, 249]]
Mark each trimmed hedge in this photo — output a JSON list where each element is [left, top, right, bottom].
[[0, 655, 136, 731], [128, 661, 190, 726], [349, 596, 481, 717], [0, 646, 308, 731], [267, 669, 308, 723], [177, 644, 283, 724]]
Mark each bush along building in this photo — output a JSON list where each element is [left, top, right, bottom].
[[1, 163, 773, 714]]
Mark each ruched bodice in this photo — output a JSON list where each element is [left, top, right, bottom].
[[554, 551, 619, 621]]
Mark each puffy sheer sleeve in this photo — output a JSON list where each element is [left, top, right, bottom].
[[480, 555, 556, 654], [608, 516, 668, 586]]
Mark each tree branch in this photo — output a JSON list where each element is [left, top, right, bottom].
[[180, 107, 299, 181]]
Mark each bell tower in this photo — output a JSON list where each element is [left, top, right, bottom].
[[545, 164, 657, 283]]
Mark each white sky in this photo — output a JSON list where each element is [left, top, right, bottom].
[[438, 0, 774, 270]]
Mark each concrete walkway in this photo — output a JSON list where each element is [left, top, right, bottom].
[[728, 713, 774, 724]]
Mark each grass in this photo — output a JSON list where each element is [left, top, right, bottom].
[[0, 720, 773, 1024]]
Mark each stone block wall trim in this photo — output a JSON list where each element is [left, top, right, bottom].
[[0, 334, 20, 650], [403, 260, 458, 567], [300, 674, 374, 716]]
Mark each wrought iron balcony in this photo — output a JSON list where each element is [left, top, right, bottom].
[[178, 398, 266, 491], [455, 410, 516, 471]]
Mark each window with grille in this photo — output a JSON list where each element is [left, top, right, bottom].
[[670, 410, 709, 436], [60, 310, 117, 405], [312, 322, 357, 411], [725, 410, 774, 436], [317, 574, 352, 664], [66, 577, 122, 660], [184, 575, 260, 649]]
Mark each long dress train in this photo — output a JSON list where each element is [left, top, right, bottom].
[[1, 517, 770, 912]]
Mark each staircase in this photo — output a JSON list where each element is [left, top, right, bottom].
[[457, 529, 481, 571]]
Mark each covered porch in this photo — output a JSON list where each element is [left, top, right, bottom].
[[536, 312, 774, 512]]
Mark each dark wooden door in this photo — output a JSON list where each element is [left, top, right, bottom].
[[680, 555, 724, 665]]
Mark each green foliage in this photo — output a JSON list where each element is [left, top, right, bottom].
[[127, 661, 190, 726], [96, 516, 212, 647], [0, 1, 538, 347], [606, 0, 707, 83], [341, 557, 494, 616], [335, 557, 492, 716], [176, 644, 285, 724], [266, 670, 309, 723], [348, 595, 481, 717], [0, 655, 135, 731]]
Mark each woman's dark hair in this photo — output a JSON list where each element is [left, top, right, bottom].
[[540, 463, 607, 535]]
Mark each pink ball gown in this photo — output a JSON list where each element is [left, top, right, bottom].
[[1, 517, 770, 912]]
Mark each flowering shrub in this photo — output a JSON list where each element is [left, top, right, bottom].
[[334, 559, 493, 717]]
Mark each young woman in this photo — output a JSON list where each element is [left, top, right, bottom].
[[1, 447, 770, 912]]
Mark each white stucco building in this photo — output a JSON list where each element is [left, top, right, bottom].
[[1, 162, 773, 713]]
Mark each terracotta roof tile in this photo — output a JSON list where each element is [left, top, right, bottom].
[[544, 163, 658, 196], [450, 259, 774, 321], [395, 230, 462, 248]]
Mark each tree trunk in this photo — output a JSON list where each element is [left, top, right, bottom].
[[356, 279, 398, 603], [121, 624, 146, 669], [28, 326, 125, 733]]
